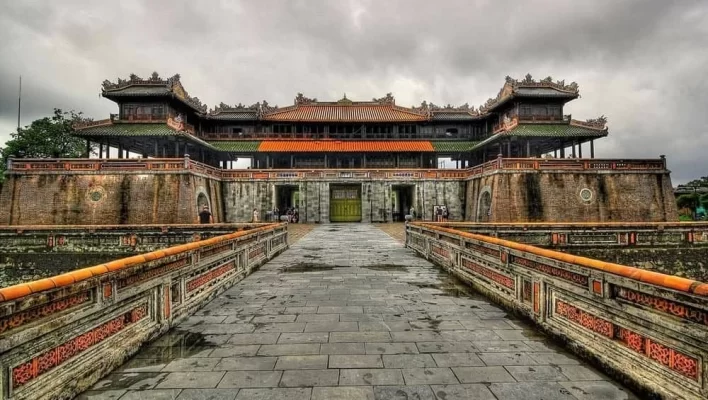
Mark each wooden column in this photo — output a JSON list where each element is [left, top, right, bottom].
[[590, 140, 595, 158], [571, 144, 576, 158], [560, 145, 565, 158], [578, 141, 583, 158], [175, 142, 179, 157], [290, 155, 294, 168], [118, 144, 123, 159], [526, 140, 531, 157]]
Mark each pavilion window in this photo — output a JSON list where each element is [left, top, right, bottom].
[[272, 125, 291, 135], [421, 126, 434, 137], [548, 105, 561, 118], [520, 105, 532, 117], [445, 128, 458, 138], [232, 127, 243, 136], [532, 105, 548, 116]]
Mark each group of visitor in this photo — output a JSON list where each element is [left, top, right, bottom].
[[435, 206, 450, 222], [272, 206, 299, 223]]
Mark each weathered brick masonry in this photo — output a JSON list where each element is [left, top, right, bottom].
[[0, 173, 223, 225], [0, 158, 678, 225], [466, 171, 677, 222]]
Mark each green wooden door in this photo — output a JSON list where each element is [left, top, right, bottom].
[[330, 185, 362, 222]]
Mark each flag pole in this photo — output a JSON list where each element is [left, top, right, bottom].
[[17, 76, 22, 130]]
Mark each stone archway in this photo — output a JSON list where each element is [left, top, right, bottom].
[[196, 191, 212, 219], [477, 187, 492, 222]]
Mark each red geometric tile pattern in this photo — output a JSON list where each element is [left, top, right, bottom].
[[613, 286, 708, 326], [511, 255, 589, 287], [0, 291, 92, 335], [186, 262, 235, 293], [117, 257, 189, 289], [11, 304, 148, 389], [555, 299, 699, 381], [462, 258, 515, 290]]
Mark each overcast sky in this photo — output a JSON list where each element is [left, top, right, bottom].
[[1, 0, 706, 183]]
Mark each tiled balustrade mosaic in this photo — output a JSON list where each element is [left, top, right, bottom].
[[406, 222, 708, 399], [0, 224, 288, 400], [11, 304, 148, 389]]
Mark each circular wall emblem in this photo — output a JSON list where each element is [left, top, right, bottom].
[[87, 186, 106, 203], [579, 188, 594, 202]]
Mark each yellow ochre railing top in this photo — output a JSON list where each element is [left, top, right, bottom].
[[0, 223, 285, 303], [412, 222, 708, 296]]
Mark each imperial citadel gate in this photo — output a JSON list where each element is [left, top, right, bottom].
[[0, 72, 705, 399], [329, 184, 362, 222]]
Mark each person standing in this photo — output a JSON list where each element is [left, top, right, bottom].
[[410, 206, 416, 220], [436, 206, 443, 222], [252, 208, 259, 223], [442, 206, 449, 222], [199, 205, 213, 224]]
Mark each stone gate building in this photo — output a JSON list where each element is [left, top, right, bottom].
[[0, 73, 677, 224]]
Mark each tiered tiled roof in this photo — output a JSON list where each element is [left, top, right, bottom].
[[479, 74, 580, 113], [263, 104, 427, 122], [260, 94, 428, 122], [73, 121, 219, 150], [207, 141, 261, 152], [102, 72, 208, 113], [257, 140, 435, 153], [431, 141, 480, 152], [470, 122, 608, 151]]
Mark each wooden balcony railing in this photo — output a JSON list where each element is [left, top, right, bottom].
[[72, 119, 113, 130], [123, 114, 166, 122]]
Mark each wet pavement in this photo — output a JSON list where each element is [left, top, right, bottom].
[[79, 224, 636, 400]]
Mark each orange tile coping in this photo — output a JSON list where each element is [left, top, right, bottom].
[[0, 223, 285, 303], [414, 223, 708, 296], [257, 140, 435, 153]]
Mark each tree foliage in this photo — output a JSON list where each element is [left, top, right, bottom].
[[0, 109, 91, 182], [676, 193, 699, 211], [686, 176, 708, 187]]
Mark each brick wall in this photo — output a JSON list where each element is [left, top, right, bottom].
[[466, 171, 677, 222], [0, 173, 222, 225]]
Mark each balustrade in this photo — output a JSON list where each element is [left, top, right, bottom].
[[0, 223, 288, 400], [406, 222, 708, 400], [6, 156, 668, 182]]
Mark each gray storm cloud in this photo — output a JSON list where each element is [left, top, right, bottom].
[[0, 0, 706, 182]]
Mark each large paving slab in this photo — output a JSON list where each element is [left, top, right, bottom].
[[80, 224, 637, 400]]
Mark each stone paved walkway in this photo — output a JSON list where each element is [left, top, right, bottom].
[[80, 225, 636, 400]]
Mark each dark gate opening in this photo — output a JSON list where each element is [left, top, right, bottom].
[[276, 185, 300, 221], [392, 185, 415, 222]]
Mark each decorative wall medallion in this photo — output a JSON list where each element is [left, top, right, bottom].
[[87, 186, 106, 203], [579, 188, 593, 202]]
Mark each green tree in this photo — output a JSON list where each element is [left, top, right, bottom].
[[686, 176, 708, 187], [676, 193, 699, 215], [0, 109, 91, 182]]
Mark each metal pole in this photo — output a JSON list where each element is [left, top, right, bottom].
[[17, 76, 21, 130]]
